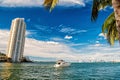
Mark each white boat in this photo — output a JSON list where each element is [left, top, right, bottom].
[[54, 60, 71, 68]]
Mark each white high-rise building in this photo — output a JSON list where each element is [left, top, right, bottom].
[[6, 18, 26, 62]]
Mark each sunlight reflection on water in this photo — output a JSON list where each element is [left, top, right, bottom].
[[0, 62, 120, 79]]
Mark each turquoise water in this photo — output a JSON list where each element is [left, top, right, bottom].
[[0, 62, 120, 80]]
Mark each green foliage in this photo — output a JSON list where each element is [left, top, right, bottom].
[[91, 0, 112, 21], [43, 0, 59, 12], [102, 12, 119, 45], [91, 0, 119, 45], [0, 52, 6, 56]]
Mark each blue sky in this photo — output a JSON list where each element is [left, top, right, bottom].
[[0, 0, 120, 62]]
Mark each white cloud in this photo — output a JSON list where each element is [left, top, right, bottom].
[[1, 30, 120, 62], [0, 0, 43, 7], [94, 43, 101, 47], [71, 30, 87, 34], [0, 0, 87, 7], [0, 30, 9, 52], [64, 35, 73, 39], [0, 30, 78, 62], [99, 33, 107, 39], [58, 0, 86, 7], [51, 37, 65, 42], [94, 41, 102, 47], [96, 41, 99, 43], [60, 27, 87, 34], [60, 27, 75, 33], [99, 33, 104, 37]]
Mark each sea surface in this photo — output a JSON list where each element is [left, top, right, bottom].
[[0, 62, 120, 80]]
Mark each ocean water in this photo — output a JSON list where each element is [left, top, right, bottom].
[[0, 62, 120, 80]]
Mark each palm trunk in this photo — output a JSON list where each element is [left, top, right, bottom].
[[112, 0, 120, 42]]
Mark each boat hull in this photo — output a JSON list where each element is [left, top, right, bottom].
[[54, 63, 71, 68]]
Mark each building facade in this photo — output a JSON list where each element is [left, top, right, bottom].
[[6, 18, 26, 62]]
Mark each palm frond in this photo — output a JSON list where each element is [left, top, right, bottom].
[[102, 12, 118, 45], [91, 0, 112, 21], [107, 23, 117, 45], [102, 12, 115, 33], [43, 0, 58, 12]]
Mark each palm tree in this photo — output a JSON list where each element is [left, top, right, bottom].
[[91, 0, 120, 45], [102, 12, 118, 45], [43, 0, 58, 12], [112, 0, 120, 42], [43, 0, 120, 45], [91, 0, 112, 21]]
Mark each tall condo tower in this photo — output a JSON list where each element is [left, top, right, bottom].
[[6, 18, 26, 62]]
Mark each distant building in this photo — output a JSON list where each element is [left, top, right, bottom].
[[6, 18, 26, 62]]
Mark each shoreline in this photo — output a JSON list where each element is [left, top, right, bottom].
[[0, 53, 32, 63], [0, 61, 120, 64]]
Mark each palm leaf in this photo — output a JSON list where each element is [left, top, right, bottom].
[[107, 23, 116, 45], [102, 12, 115, 33], [43, 0, 58, 12], [102, 12, 118, 45], [91, 0, 112, 21]]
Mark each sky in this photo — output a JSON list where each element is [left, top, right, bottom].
[[0, 0, 120, 62]]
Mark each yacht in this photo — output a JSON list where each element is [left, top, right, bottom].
[[54, 60, 71, 68]]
